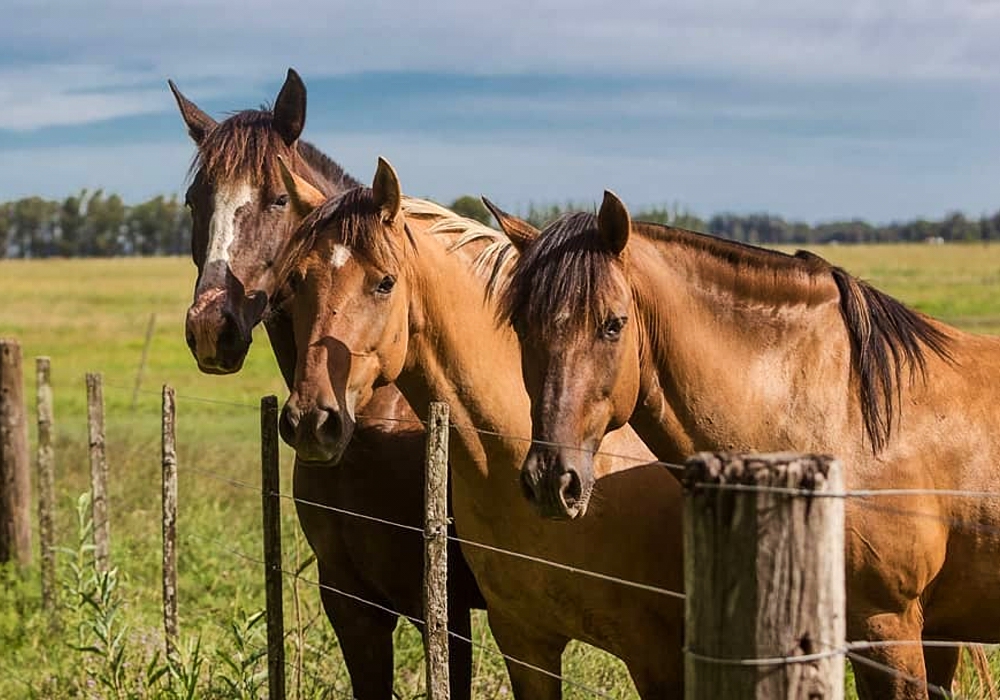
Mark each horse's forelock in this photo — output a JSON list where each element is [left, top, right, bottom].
[[498, 211, 626, 339], [188, 110, 290, 187]]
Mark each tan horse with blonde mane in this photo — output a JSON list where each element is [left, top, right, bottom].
[[492, 191, 1000, 699], [169, 71, 485, 699], [273, 158, 686, 697]]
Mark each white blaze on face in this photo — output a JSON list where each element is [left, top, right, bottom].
[[329, 244, 352, 269], [206, 181, 254, 266]]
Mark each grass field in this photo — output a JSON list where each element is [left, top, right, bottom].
[[1, 244, 999, 698]]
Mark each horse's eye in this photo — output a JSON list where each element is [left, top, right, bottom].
[[600, 316, 626, 341], [273, 194, 289, 207], [376, 275, 396, 295]]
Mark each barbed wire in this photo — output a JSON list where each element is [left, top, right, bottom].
[[102, 381, 1000, 504], [178, 459, 686, 601], [92, 382, 1000, 694], [189, 532, 620, 699]]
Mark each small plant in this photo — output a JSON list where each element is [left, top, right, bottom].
[[214, 609, 267, 699]]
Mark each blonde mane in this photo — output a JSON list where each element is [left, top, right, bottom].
[[402, 197, 517, 297]]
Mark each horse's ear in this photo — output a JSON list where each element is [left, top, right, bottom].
[[481, 196, 539, 253], [167, 79, 217, 145], [372, 157, 402, 223], [277, 156, 325, 218], [274, 68, 307, 146], [597, 190, 631, 256]]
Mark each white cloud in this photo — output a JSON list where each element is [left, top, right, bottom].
[[5, 0, 1000, 88]]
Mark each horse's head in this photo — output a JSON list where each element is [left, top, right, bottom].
[[275, 158, 410, 464], [495, 192, 642, 519], [170, 69, 319, 374]]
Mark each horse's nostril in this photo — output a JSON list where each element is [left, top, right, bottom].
[[279, 404, 300, 446], [316, 406, 342, 444], [559, 469, 583, 506], [217, 322, 238, 349], [520, 469, 537, 502]]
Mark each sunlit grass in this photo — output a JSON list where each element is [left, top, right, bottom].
[[1, 247, 999, 697]]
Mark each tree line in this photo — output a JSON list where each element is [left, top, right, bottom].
[[2, 191, 998, 259]]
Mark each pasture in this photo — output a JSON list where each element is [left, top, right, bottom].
[[1, 242, 999, 698]]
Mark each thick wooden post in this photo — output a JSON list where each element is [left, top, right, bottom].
[[424, 401, 451, 700], [683, 452, 845, 700], [0, 338, 32, 566], [86, 372, 110, 572], [161, 385, 178, 662], [260, 395, 286, 700], [36, 357, 56, 612]]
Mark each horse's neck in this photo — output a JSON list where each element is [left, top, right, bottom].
[[630, 232, 848, 455], [396, 226, 531, 479]]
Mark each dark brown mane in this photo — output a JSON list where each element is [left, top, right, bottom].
[[191, 109, 359, 194], [296, 140, 361, 193], [274, 187, 405, 290], [500, 212, 953, 454], [498, 211, 626, 337], [829, 266, 953, 452]]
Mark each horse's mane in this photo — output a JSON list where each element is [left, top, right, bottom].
[[275, 189, 512, 295], [498, 212, 953, 454], [296, 140, 361, 193], [190, 108, 359, 195]]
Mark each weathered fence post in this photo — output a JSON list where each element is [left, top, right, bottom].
[[683, 452, 845, 700], [36, 357, 56, 612], [86, 372, 110, 572], [0, 338, 32, 566], [424, 401, 451, 700], [161, 385, 178, 662], [260, 395, 286, 700]]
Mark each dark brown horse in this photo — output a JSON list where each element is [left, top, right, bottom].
[[169, 70, 484, 700], [492, 191, 1000, 699], [274, 159, 686, 698]]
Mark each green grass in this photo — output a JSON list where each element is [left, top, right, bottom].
[[1, 246, 999, 697]]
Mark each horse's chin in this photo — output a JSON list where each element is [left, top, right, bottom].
[[293, 444, 348, 467], [193, 347, 249, 375], [197, 361, 244, 375]]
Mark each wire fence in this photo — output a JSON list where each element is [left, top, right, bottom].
[[13, 375, 1000, 698]]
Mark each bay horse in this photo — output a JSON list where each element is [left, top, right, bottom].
[[274, 157, 686, 698], [168, 70, 485, 699], [492, 191, 1000, 699]]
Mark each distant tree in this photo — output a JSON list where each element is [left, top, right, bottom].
[[0, 202, 10, 258], [10, 197, 56, 258], [449, 196, 493, 226], [58, 190, 87, 257]]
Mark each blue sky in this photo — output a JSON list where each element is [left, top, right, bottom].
[[2, 0, 1000, 222]]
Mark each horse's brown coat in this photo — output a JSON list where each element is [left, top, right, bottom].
[[277, 161, 687, 698], [170, 72, 484, 700], [496, 192, 1000, 699]]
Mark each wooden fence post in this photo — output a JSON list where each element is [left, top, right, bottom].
[[0, 338, 32, 566], [683, 452, 845, 700], [36, 357, 56, 613], [86, 372, 110, 572], [424, 401, 451, 700], [260, 395, 286, 700], [161, 385, 178, 662]]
